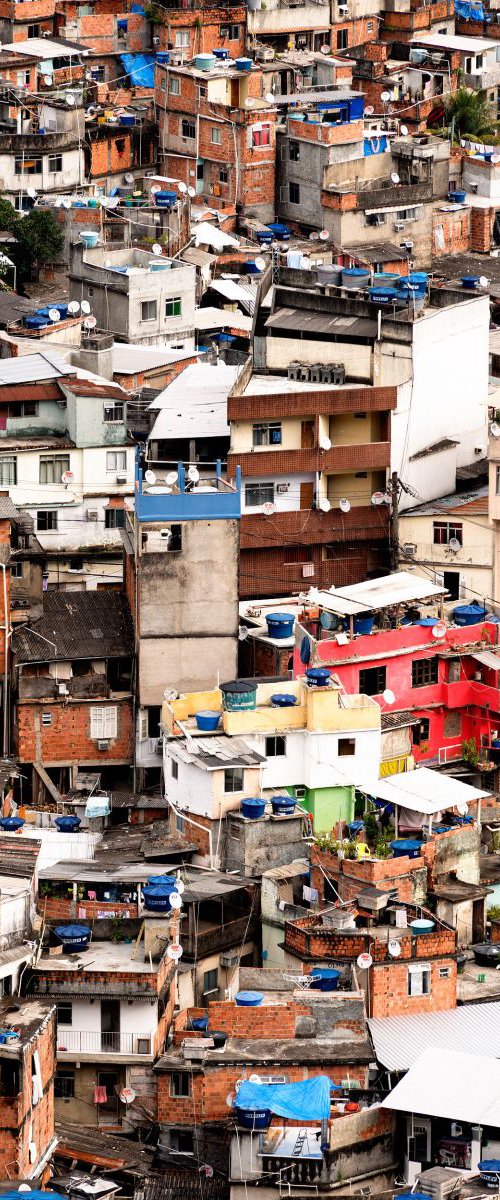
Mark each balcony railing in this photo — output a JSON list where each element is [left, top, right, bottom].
[[57, 1030, 153, 1056]]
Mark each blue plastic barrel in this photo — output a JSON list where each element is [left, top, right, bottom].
[[195, 710, 221, 731], [270, 693, 297, 707], [241, 797, 266, 819], [306, 667, 331, 687], [410, 918, 435, 934], [156, 51, 170, 64], [353, 614, 375, 635], [55, 815, 81, 832], [213, 47, 229, 59], [271, 795, 296, 816], [454, 602, 486, 626], [147, 874, 177, 888], [55, 924, 90, 952], [0, 817, 24, 831], [236, 1107, 271, 1130], [143, 885, 176, 912], [461, 275, 479, 289], [235, 991, 263, 1006], [310, 968, 341, 992], [266, 223, 291, 240], [266, 612, 295, 638]]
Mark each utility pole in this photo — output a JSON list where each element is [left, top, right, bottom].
[[390, 470, 399, 571]]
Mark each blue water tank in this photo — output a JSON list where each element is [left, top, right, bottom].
[[156, 51, 170, 64], [213, 47, 229, 59], [390, 839, 421, 859], [310, 968, 341, 992], [236, 57, 253, 71], [54, 924, 90, 952], [55, 815, 81, 833], [271, 795, 296, 816], [266, 612, 295, 639], [454, 601, 486, 626], [241, 797, 266, 819], [0, 816, 24, 831], [306, 667, 331, 687], [235, 990, 263, 1006], [353, 614, 375, 635]]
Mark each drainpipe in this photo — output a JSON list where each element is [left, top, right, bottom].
[[0, 564, 10, 756]]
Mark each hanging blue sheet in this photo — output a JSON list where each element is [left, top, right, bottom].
[[455, 0, 486, 19], [234, 1076, 333, 1120], [131, 2, 146, 9], [120, 53, 155, 88], [364, 135, 388, 156]]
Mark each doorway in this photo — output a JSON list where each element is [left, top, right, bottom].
[[196, 158, 205, 194], [101, 1000, 120, 1052], [96, 1069, 120, 1123], [443, 570, 460, 601], [301, 420, 315, 449]]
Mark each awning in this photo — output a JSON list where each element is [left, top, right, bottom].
[[472, 650, 500, 671], [364, 766, 489, 814], [381, 1046, 500, 1125], [369, 1000, 500, 1072]]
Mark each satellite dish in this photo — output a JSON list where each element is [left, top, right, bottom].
[[226, 1093, 235, 1107], [432, 621, 447, 639], [371, 491, 385, 505], [48, 308, 61, 322], [119, 1088, 136, 1105], [66, 93, 75, 106], [492, 423, 500, 438], [174, 879, 185, 895], [357, 952, 373, 970], [391, 171, 400, 184], [26, 187, 37, 199], [388, 939, 402, 958], [84, 315, 97, 330], [320, 43, 330, 53], [265, 92, 275, 103], [81, 300, 91, 314], [365, 105, 374, 116], [187, 465, 200, 483], [249, 1074, 261, 1084], [309, 231, 320, 241], [187, 186, 196, 198], [145, 469, 157, 485], [178, 181, 187, 194], [238, 625, 250, 640], [62, 198, 72, 209], [68, 300, 80, 315], [169, 891, 183, 909], [166, 470, 178, 485], [319, 229, 330, 241], [152, 243, 163, 256], [381, 91, 391, 102], [255, 256, 266, 271], [167, 943, 183, 961], [320, 611, 335, 630], [150, 185, 161, 195], [457, 801, 469, 816], [262, 501, 276, 515], [319, 435, 332, 451], [163, 688, 178, 701], [479, 276, 489, 287], [400, 124, 409, 136], [339, 498, 351, 513], [61, 471, 74, 485], [125, 172, 134, 184], [448, 537, 461, 552], [319, 498, 331, 513], [43, 74, 53, 86], [382, 688, 396, 705]]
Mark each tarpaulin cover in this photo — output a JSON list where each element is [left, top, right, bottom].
[[235, 1076, 332, 1119], [364, 135, 388, 156], [85, 797, 110, 817], [120, 53, 155, 87], [455, 0, 486, 19]]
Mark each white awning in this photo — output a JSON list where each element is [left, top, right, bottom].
[[472, 650, 500, 671], [365, 766, 489, 814], [313, 571, 446, 616], [381, 1046, 500, 1126]]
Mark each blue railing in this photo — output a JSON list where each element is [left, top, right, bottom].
[[134, 453, 241, 523]]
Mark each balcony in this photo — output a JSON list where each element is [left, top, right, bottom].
[[184, 913, 257, 959], [240, 504, 389, 549], [135, 456, 241, 523], [229, 442, 390, 478], [247, 2, 329, 34], [57, 1029, 153, 1060]]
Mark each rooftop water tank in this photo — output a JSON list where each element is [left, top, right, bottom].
[[271, 795, 296, 816], [353, 613, 375, 635], [80, 230, 99, 249], [220, 680, 257, 711], [368, 287, 398, 306], [317, 265, 342, 286], [461, 275, 480, 289], [213, 47, 229, 59], [195, 53, 216, 71], [453, 601, 486, 626], [310, 968, 340, 992], [390, 839, 421, 859], [156, 51, 170, 64], [265, 612, 295, 639], [410, 918, 435, 935], [236, 990, 263, 1006], [0, 816, 24, 831], [195, 710, 221, 731], [235, 1107, 271, 1130], [241, 797, 266, 819], [55, 815, 81, 833], [54, 924, 91, 953], [342, 267, 370, 289], [142, 884, 176, 912], [306, 667, 331, 687], [236, 57, 253, 71]]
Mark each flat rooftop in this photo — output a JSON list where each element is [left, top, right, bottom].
[[36, 940, 162, 974], [0, 997, 54, 1052]]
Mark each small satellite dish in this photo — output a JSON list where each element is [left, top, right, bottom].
[[61, 471, 74, 485], [382, 688, 396, 705], [66, 93, 75, 106], [81, 300, 91, 314], [388, 939, 402, 958], [371, 491, 385, 505], [169, 891, 183, 909], [265, 92, 275, 103], [255, 256, 266, 271], [381, 91, 391, 102], [48, 308, 61, 322], [357, 952, 373, 970], [84, 315, 97, 330], [309, 231, 320, 241], [339, 498, 351, 513], [319, 229, 330, 241], [319, 498, 331, 513], [457, 801, 469, 816], [320, 611, 335, 630], [365, 105, 375, 116], [187, 186, 196, 198], [320, 43, 330, 53], [449, 537, 461, 552], [262, 501, 277, 515], [391, 171, 400, 184], [125, 172, 134, 184], [163, 688, 178, 701], [68, 300, 80, 315], [249, 1074, 261, 1084], [62, 198, 71, 209], [492, 422, 500, 438], [167, 943, 183, 961], [174, 879, 185, 895], [152, 243, 162, 256], [43, 74, 53, 86], [319, 435, 332, 451], [238, 625, 249, 641], [188, 465, 200, 483], [178, 181, 188, 194], [119, 1088, 136, 1104], [400, 124, 409, 136], [432, 621, 447, 639], [479, 275, 489, 288], [150, 184, 161, 195], [145, 469, 157, 485], [26, 187, 37, 199], [166, 470, 178, 485]]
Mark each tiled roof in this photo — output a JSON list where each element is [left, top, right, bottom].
[[0, 834, 40, 878], [12, 592, 134, 662]]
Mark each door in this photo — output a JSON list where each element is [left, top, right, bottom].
[[196, 158, 205, 195], [443, 570, 460, 601], [301, 420, 315, 449], [101, 1000, 120, 1052], [300, 481, 314, 510], [473, 897, 485, 943], [96, 1069, 120, 1123]]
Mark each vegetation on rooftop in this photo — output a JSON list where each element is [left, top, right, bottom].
[[441, 86, 496, 141], [0, 200, 64, 287]]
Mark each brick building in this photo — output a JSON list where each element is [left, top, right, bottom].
[[151, 0, 246, 62], [0, 997, 56, 1181], [0, 0, 55, 42]]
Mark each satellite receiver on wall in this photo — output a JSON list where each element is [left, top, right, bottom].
[[319, 498, 331, 513], [400, 124, 409, 136], [152, 243, 163, 256], [479, 276, 489, 287], [388, 939, 401, 958], [491, 422, 500, 438], [26, 187, 37, 200], [262, 501, 276, 515], [448, 537, 461, 552], [371, 491, 385, 505], [178, 181, 187, 194], [84, 315, 97, 330], [339, 498, 351, 513], [319, 229, 329, 241], [125, 172, 134, 184], [382, 688, 396, 705], [381, 91, 391, 102], [166, 471, 178, 486], [356, 953, 373, 970], [68, 300, 80, 315], [255, 256, 266, 271], [238, 625, 249, 640], [81, 300, 91, 314], [66, 93, 75, 106], [145, 469, 157, 485], [365, 105, 374, 116], [187, 186, 196, 198]]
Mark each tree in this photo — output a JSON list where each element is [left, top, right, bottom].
[[13, 209, 64, 283], [443, 86, 495, 140], [0, 198, 19, 234]]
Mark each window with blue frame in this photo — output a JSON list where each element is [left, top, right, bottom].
[[252, 422, 282, 447]]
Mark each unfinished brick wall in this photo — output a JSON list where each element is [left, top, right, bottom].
[[0, 1007, 56, 1178], [369, 957, 457, 1017], [16, 697, 134, 765]]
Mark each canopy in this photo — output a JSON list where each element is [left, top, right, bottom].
[[472, 650, 500, 671], [235, 1076, 332, 1120], [382, 1046, 500, 1126], [366, 767, 489, 815]]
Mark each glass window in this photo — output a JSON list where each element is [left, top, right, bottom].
[[170, 1072, 190, 1097], [103, 403, 124, 423], [170, 76, 180, 95], [408, 964, 431, 996], [219, 166, 228, 184], [37, 511, 57, 531], [413, 717, 430, 745], [265, 735, 286, 756], [289, 140, 300, 162], [433, 521, 462, 546], [105, 508, 125, 529], [181, 119, 195, 139], [337, 27, 348, 48], [496, 465, 500, 495], [57, 1002, 73, 1025], [141, 300, 157, 322], [39, 454, 70, 485], [289, 181, 300, 204], [245, 483, 274, 508], [338, 738, 356, 756], [10, 562, 23, 578], [412, 657, 438, 688], [90, 706, 118, 739], [252, 422, 282, 447], [106, 451, 127, 472], [54, 1069, 75, 1099], [165, 297, 182, 317], [203, 968, 218, 995], [175, 29, 190, 46], [252, 124, 271, 147], [359, 666, 386, 696], [48, 154, 62, 173], [224, 767, 244, 792], [0, 456, 16, 485], [212, 127, 222, 144], [15, 156, 42, 175]]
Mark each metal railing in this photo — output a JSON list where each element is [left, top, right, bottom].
[[57, 1030, 153, 1055]]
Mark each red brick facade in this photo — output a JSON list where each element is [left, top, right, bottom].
[[16, 697, 134, 765], [0, 1007, 56, 1180]]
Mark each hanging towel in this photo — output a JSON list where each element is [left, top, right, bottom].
[[78, 907, 86, 918], [87, 891, 97, 901], [94, 1085, 107, 1104], [303, 885, 318, 902], [395, 909, 407, 928]]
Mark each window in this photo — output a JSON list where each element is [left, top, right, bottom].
[[48, 154, 62, 173], [338, 738, 356, 756], [105, 508, 125, 529], [171, 758, 179, 780], [433, 521, 463, 546], [211, 127, 222, 145], [106, 451, 127, 472], [252, 124, 271, 147], [181, 119, 195, 139], [165, 297, 182, 318], [17, 69, 31, 86], [41, 713, 53, 726], [161, 75, 166, 91], [367, 19, 373, 30], [412, 657, 438, 688], [245, 482, 274, 508], [203, 968, 218, 995], [171, 1072, 190, 1097], [413, 717, 430, 745], [496, 465, 500, 496], [219, 166, 228, 184], [252, 422, 282, 447], [289, 181, 300, 204], [0, 456, 16, 485], [0, 976, 11, 998], [10, 562, 23, 579], [54, 1069, 75, 1099], [337, 27, 348, 48], [104, 403, 124, 423], [39, 453, 70, 485], [90, 706, 118, 740], [224, 767, 244, 792], [57, 1002, 73, 1025], [170, 1130, 195, 1153], [220, 22, 240, 36], [439, 966, 451, 978], [69, 557, 83, 572], [289, 140, 300, 162], [359, 666, 386, 696], [265, 735, 286, 757], [170, 76, 180, 95], [13, 401, 38, 418], [141, 300, 157, 322], [175, 811, 184, 834], [14, 156, 42, 175], [175, 29, 190, 46], [408, 963, 431, 996], [37, 511, 58, 531], [27, 22, 40, 37]]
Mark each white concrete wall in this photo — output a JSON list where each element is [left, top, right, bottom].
[[0, 147, 83, 200], [398, 510, 493, 600], [245, 727, 381, 790], [242, 474, 314, 513]]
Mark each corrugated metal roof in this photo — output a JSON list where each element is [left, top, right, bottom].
[[112, 343, 194, 374], [12, 592, 134, 662], [314, 570, 446, 616], [381, 1046, 500, 1124], [472, 650, 500, 671], [209, 279, 256, 315], [170, 735, 265, 771], [369, 766, 489, 814], [0, 350, 74, 384], [370, 1002, 500, 1071], [265, 308, 377, 338]]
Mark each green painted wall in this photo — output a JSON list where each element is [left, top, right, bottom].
[[291, 784, 355, 834]]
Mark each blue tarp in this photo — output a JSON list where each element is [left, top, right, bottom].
[[131, 2, 145, 9], [119, 53, 155, 88], [234, 1076, 332, 1120], [455, 0, 486, 19], [364, 135, 388, 156]]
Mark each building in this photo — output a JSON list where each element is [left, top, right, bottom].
[[0, 91, 86, 208], [0, 997, 57, 1181], [148, 360, 238, 464], [398, 483, 491, 604]]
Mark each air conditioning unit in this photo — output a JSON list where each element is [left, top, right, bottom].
[[338, 3, 349, 13], [58, 683, 69, 695], [116, 472, 127, 483], [97, 739, 109, 751], [86, 508, 99, 520], [403, 543, 416, 558], [295, 786, 306, 799], [394, 220, 405, 231], [220, 952, 239, 967]]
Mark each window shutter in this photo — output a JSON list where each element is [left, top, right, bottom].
[[104, 707, 118, 739], [90, 708, 104, 739]]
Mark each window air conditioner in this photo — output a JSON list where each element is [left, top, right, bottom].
[[220, 952, 239, 967], [394, 220, 405, 231], [403, 543, 416, 558], [86, 509, 99, 520], [116, 472, 127, 483], [97, 739, 109, 751], [58, 683, 69, 695]]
